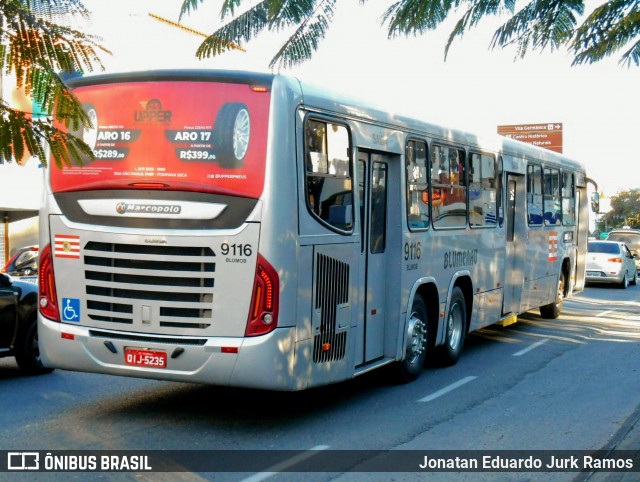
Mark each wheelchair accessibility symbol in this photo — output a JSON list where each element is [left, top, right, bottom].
[[62, 298, 80, 322]]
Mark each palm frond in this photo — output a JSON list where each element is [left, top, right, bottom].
[[382, 0, 457, 38], [18, 0, 90, 20], [571, 0, 640, 66], [0, 102, 91, 167], [1, 3, 107, 75], [445, 0, 515, 59], [179, 0, 206, 19], [196, 2, 270, 58], [196, 0, 318, 61], [180, 0, 247, 21], [269, 0, 337, 69], [490, 0, 584, 58], [266, 0, 317, 29], [0, 0, 105, 165], [619, 38, 640, 67]]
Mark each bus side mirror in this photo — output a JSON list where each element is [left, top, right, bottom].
[[591, 192, 600, 214]]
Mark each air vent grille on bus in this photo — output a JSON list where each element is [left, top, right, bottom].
[[83, 242, 215, 331], [313, 253, 349, 363]]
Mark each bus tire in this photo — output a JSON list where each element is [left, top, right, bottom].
[[395, 295, 428, 383], [540, 272, 565, 319], [435, 287, 466, 366], [214, 103, 250, 168], [15, 318, 54, 376]]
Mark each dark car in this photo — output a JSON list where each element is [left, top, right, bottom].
[[2, 245, 39, 277], [0, 273, 52, 374]]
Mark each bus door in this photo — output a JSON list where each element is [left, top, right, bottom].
[[356, 151, 389, 365], [503, 173, 526, 315]]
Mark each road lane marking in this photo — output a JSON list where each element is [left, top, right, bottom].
[[605, 317, 640, 325], [240, 445, 330, 482], [513, 338, 549, 357], [597, 310, 615, 317], [418, 376, 477, 402]]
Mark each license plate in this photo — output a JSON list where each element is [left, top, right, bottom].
[[586, 271, 600, 277], [124, 348, 167, 368]]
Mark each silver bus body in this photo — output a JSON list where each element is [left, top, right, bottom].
[[38, 70, 590, 390]]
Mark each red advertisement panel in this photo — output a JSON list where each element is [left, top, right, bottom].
[[50, 81, 271, 199]]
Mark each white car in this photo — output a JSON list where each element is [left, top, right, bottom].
[[586, 241, 638, 288]]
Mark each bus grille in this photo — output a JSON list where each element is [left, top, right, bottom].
[[83, 242, 215, 331], [313, 253, 349, 363]]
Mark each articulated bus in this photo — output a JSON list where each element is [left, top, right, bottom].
[[38, 70, 596, 390]]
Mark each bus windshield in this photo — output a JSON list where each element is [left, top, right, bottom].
[[50, 80, 271, 199]]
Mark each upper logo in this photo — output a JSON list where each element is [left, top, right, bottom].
[[134, 99, 172, 123]]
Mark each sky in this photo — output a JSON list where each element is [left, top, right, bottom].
[[80, 0, 639, 199]]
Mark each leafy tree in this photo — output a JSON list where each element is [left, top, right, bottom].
[[0, 0, 107, 167], [597, 189, 640, 232], [179, 0, 639, 69]]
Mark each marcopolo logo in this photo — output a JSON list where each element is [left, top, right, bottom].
[[134, 99, 172, 123], [116, 202, 181, 215], [116, 202, 126, 215]]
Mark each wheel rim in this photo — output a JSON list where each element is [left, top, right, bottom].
[[557, 275, 565, 303], [446, 302, 463, 351], [406, 313, 426, 365], [232, 109, 250, 160]]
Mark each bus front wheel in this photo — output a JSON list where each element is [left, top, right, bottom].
[[435, 287, 466, 366], [395, 295, 428, 383]]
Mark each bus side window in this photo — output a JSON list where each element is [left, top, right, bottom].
[[405, 140, 429, 230], [527, 164, 543, 226], [304, 119, 353, 232], [432, 144, 466, 228], [469, 152, 497, 228]]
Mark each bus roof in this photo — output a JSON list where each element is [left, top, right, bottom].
[[65, 69, 275, 89], [64, 69, 585, 173]]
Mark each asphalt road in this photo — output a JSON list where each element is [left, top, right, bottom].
[[1, 285, 639, 481]]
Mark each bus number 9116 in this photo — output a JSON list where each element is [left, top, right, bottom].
[[221, 243, 252, 257], [404, 242, 421, 261]]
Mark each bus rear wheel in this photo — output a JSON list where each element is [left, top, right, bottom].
[[435, 287, 466, 366], [395, 295, 428, 383]]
